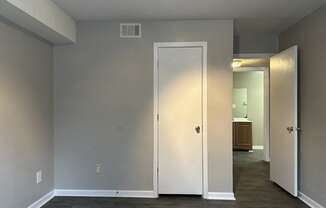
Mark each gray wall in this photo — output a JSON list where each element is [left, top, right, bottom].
[[233, 71, 264, 146], [0, 19, 53, 208], [234, 33, 279, 54], [54, 20, 234, 193], [280, 4, 326, 207]]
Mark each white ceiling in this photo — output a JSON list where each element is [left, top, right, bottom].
[[51, 0, 326, 34]]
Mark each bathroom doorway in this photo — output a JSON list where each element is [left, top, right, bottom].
[[233, 70, 265, 153]]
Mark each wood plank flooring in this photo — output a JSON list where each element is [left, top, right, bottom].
[[43, 150, 308, 208]]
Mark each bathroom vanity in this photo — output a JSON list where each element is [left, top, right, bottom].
[[233, 118, 253, 151]]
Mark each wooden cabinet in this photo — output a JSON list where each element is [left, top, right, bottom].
[[233, 122, 252, 151]]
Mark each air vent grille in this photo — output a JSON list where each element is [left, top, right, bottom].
[[120, 23, 141, 38]]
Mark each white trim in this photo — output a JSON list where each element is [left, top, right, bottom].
[[293, 45, 299, 197], [253, 145, 264, 150], [263, 66, 270, 162], [202, 42, 208, 200], [153, 42, 208, 198], [27, 189, 237, 206], [27, 190, 55, 208], [299, 192, 325, 208], [54, 189, 156, 198], [153, 42, 159, 197], [234, 53, 274, 58], [206, 192, 236, 201], [233, 66, 267, 72]]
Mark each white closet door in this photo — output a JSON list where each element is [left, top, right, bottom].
[[158, 46, 203, 195]]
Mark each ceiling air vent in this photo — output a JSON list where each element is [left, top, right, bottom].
[[120, 23, 141, 38]]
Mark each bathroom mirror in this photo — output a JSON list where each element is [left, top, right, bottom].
[[232, 88, 248, 118]]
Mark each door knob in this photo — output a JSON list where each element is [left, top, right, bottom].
[[286, 126, 294, 133], [195, 126, 201, 134], [286, 126, 301, 133]]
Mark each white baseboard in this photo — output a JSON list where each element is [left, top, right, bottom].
[[299, 192, 325, 208], [206, 192, 235, 200], [27, 190, 55, 208], [54, 189, 157, 198], [253, 145, 264, 150], [28, 189, 236, 207]]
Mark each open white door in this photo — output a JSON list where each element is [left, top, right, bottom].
[[270, 46, 298, 196]]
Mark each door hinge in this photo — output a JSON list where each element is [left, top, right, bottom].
[[157, 168, 159, 172], [157, 114, 159, 121]]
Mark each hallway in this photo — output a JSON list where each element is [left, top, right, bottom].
[[43, 151, 308, 208]]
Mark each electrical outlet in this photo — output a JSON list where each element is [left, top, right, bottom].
[[96, 164, 101, 174], [36, 170, 42, 184]]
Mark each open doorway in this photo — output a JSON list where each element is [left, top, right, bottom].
[[232, 47, 299, 198], [232, 55, 270, 194]]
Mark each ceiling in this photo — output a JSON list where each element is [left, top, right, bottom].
[[52, 0, 326, 35]]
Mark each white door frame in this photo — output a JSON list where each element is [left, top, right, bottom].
[[153, 42, 208, 198]]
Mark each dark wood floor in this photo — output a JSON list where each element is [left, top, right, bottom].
[[43, 150, 308, 208], [233, 150, 308, 208]]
